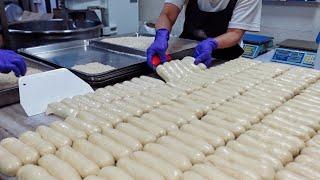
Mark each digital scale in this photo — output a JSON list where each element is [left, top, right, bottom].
[[242, 34, 274, 59], [271, 39, 318, 68]]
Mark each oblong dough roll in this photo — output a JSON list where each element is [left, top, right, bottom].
[[142, 113, 179, 132], [36, 126, 72, 149], [50, 121, 87, 141], [0, 137, 39, 165], [182, 171, 206, 180], [237, 134, 293, 165], [112, 101, 144, 117], [168, 130, 214, 155], [226, 141, 283, 171], [117, 157, 164, 180], [207, 155, 261, 180], [157, 136, 206, 164], [102, 128, 142, 151], [201, 115, 246, 137], [116, 123, 156, 145], [275, 169, 309, 180], [19, 131, 56, 156], [46, 102, 78, 118], [127, 117, 166, 138], [262, 119, 310, 141], [17, 164, 57, 180], [0, 145, 22, 176], [251, 124, 305, 151], [38, 154, 81, 180], [301, 147, 320, 158], [55, 146, 100, 178], [191, 163, 235, 180], [180, 124, 225, 148], [190, 120, 235, 142], [295, 155, 320, 172], [149, 109, 188, 127], [131, 151, 182, 180], [83, 175, 106, 180], [207, 111, 251, 129], [246, 130, 299, 156], [99, 166, 134, 180], [159, 105, 198, 122], [87, 108, 122, 126], [214, 147, 275, 180], [285, 162, 320, 179], [72, 139, 114, 168], [143, 143, 192, 171], [77, 111, 112, 131], [65, 117, 101, 135], [88, 133, 131, 160]]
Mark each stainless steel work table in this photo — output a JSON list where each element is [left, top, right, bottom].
[[0, 104, 60, 138]]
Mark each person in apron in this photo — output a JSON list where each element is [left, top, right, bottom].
[[147, 0, 261, 68]]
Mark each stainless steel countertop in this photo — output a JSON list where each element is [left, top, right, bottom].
[[0, 104, 60, 138]]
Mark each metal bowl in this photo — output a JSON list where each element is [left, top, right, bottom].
[[7, 19, 102, 49]]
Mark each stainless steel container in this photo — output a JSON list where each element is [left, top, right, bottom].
[[7, 19, 102, 49]]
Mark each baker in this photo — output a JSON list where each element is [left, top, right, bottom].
[[147, 0, 262, 68], [0, 49, 26, 77]]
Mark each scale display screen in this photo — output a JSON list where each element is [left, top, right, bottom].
[[243, 44, 259, 58], [272, 48, 316, 68]]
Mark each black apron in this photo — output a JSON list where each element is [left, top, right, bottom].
[[180, 0, 244, 60]]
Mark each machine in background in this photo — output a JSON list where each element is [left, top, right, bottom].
[[271, 39, 318, 68], [242, 33, 274, 59], [63, 0, 139, 35]]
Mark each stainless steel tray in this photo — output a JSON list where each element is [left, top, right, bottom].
[[94, 33, 198, 59], [0, 57, 54, 108], [18, 39, 150, 86]]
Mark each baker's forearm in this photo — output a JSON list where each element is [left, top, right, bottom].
[[215, 28, 245, 49], [156, 13, 174, 31], [155, 3, 181, 31]]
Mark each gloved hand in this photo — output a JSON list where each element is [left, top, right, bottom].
[[146, 28, 170, 69], [0, 49, 26, 77], [194, 38, 219, 68]]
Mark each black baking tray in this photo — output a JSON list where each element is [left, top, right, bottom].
[[0, 57, 54, 108]]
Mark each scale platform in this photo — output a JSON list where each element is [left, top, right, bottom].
[[271, 39, 318, 68], [242, 34, 274, 59]]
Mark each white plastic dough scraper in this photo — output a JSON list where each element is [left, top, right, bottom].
[[19, 68, 94, 116]]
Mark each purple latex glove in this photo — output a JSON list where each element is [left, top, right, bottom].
[[194, 38, 219, 67], [146, 29, 170, 69], [0, 49, 26, 77]]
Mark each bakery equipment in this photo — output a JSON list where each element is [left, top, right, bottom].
[[7, 18, 102, 49], [64, 0, 139, 35], [1, 1, 103, 49], [271, 39, 318, 68], [18, 39, 148, 87], [242, 33, 273, 59]]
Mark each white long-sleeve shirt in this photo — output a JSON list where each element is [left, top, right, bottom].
[[165, 0, 262, 32]]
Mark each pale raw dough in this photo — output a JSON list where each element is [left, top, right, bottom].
[[72, 62, 115, 74], [101, 36, 154, 50], [0, 68, 42, 89]]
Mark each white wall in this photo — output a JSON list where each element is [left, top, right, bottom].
[[139, 1, 320, 43], [139, 0, 185, 36], [257, 4, 320, 44]]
